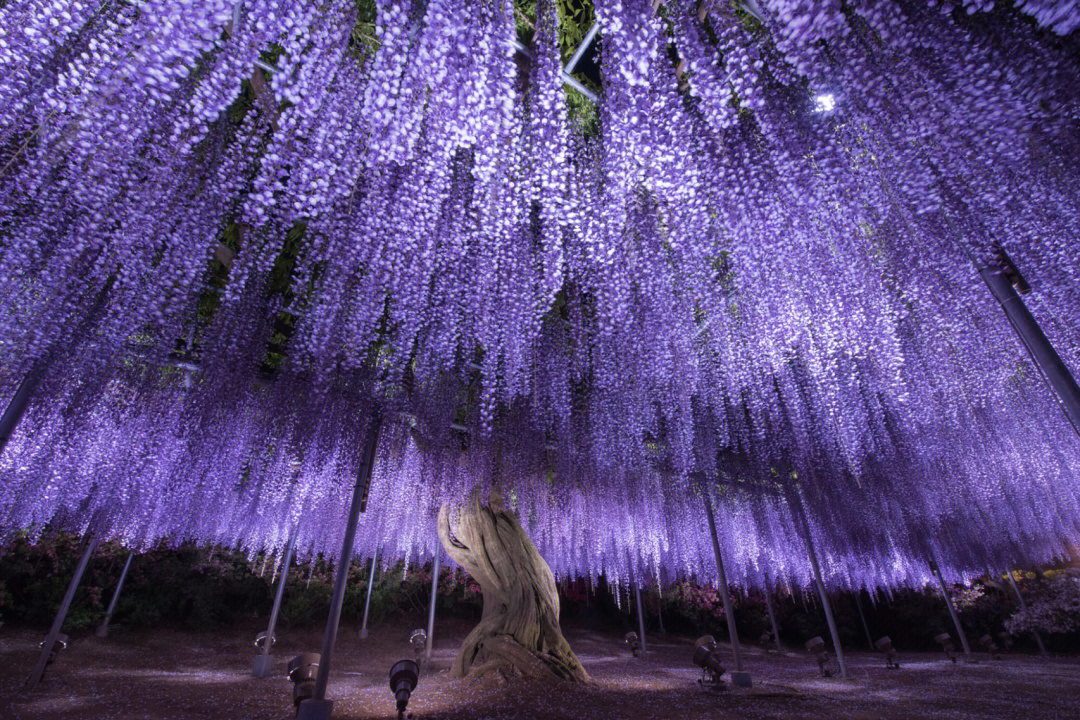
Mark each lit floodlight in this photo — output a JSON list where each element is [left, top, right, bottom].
[[692, 635, 726, 688], [287, 653, 320, 713], [874, 636, 900, 669], [804, 636, 837, 677], [36, 634, 68, 681], [253, 631, 276, 650], [813, 93, 836, 113], [934, 632, 958, 664], [389, 659, 420, 720], [409, 628, 427, 663], [624, 631, 643, 658], [978, 634, 1001, 660]]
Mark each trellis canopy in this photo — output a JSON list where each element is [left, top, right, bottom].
[[1, 0, 1079, 592]]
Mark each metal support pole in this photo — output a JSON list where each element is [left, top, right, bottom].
[[763, 579, 783, 652], [253, 526, 297, 677], [359, 546, 378, 639], [0, 363, 45, 458], [980, 265, 1080, 437], [425, 548, 440, 661], [634, 584, 647, 653], [563, 22, 599, 74], [854, 591, 874, 650], [1006, 570, 1047, 656], [656, 581, 666, 635], [805, 542, 848, 678], [299, 414, 381, 720], [930, 556, 971, 657], [790, 493, 847, 679], [96, 551, 133, 638], [27, 536, 98, 688], [703, 491, 746, 676]]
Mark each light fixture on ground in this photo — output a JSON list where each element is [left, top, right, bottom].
[[978, 634, 1001, 659], [805, 636, 837, 677], [254, 631, 276, 651], [934, 633, 958, 663], [288, 653, 321, 713], [874, 636, 900, 669], [624, 631, 643, 658], [34, 634, 68, 681], [692, 635, 726, 689], [389, 659, 420, 720], [409, 629, 427, 664]]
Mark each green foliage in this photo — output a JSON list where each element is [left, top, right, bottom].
[[554, 0, 596, 63], [0, 535, 483, 635], [9, 536, 1066, 655]]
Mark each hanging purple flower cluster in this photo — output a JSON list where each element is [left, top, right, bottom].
[[1, 0, 1080, 594]]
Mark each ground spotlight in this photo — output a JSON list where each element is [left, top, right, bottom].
[[934, 633, 958, 664], [287, 653, 320, 713], [409, 628, 427, 663], [805, 636, 837, 677], [692, 635, 726, 688], [389, 659, 420, 720], [253, 631, 276, 651], [978, 634, 1001, 659], [36, 634, 68, 680], [624, 631, 643, 658], [874, 636, 900, 669]]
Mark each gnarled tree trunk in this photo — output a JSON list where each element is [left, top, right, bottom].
[[437, 491, 589, 683]]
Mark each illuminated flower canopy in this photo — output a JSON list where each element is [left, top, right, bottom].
[[1, 0, 1079, 593]]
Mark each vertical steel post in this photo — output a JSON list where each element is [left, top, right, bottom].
[[634, 584, 647, 653], [805, 540, 848, 678], [703, 492, 744, 673], [763, 579, 783, 652], [96, 551, 134, 638], [300, 414, 381, 720], [791, 493, 847, 679], [0, 364, 45, 458], [359, 547, 378, 640], [656, 580, 666, 635], [253, 526, 297, 677], [930, 555, 971, 656], [27, 536, 98, 688], [979, 265, 1080, 437], [854, 591, 874, 650], [1006, 570, 1047, 656], [425, 548, 440, 661]]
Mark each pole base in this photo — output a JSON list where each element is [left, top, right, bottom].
[[359, 627, 368, 640], [95, 623, 109, 639], [296, 698, 333, 720], [251, 654, 275, 678], [731, 671, 752, 688]]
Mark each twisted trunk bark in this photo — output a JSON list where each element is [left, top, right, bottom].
[[437, 492, 588, 683]]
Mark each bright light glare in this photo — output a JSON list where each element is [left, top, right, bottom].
[[813, 93, 836, 113]]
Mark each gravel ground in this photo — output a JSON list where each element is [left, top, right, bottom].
[[2, 618, 1078, 720]]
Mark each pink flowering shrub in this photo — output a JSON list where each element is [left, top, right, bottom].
[[1006, 570, 1080, 636]]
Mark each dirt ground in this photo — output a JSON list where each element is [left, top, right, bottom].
[[2, 617, 1078, 720]]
